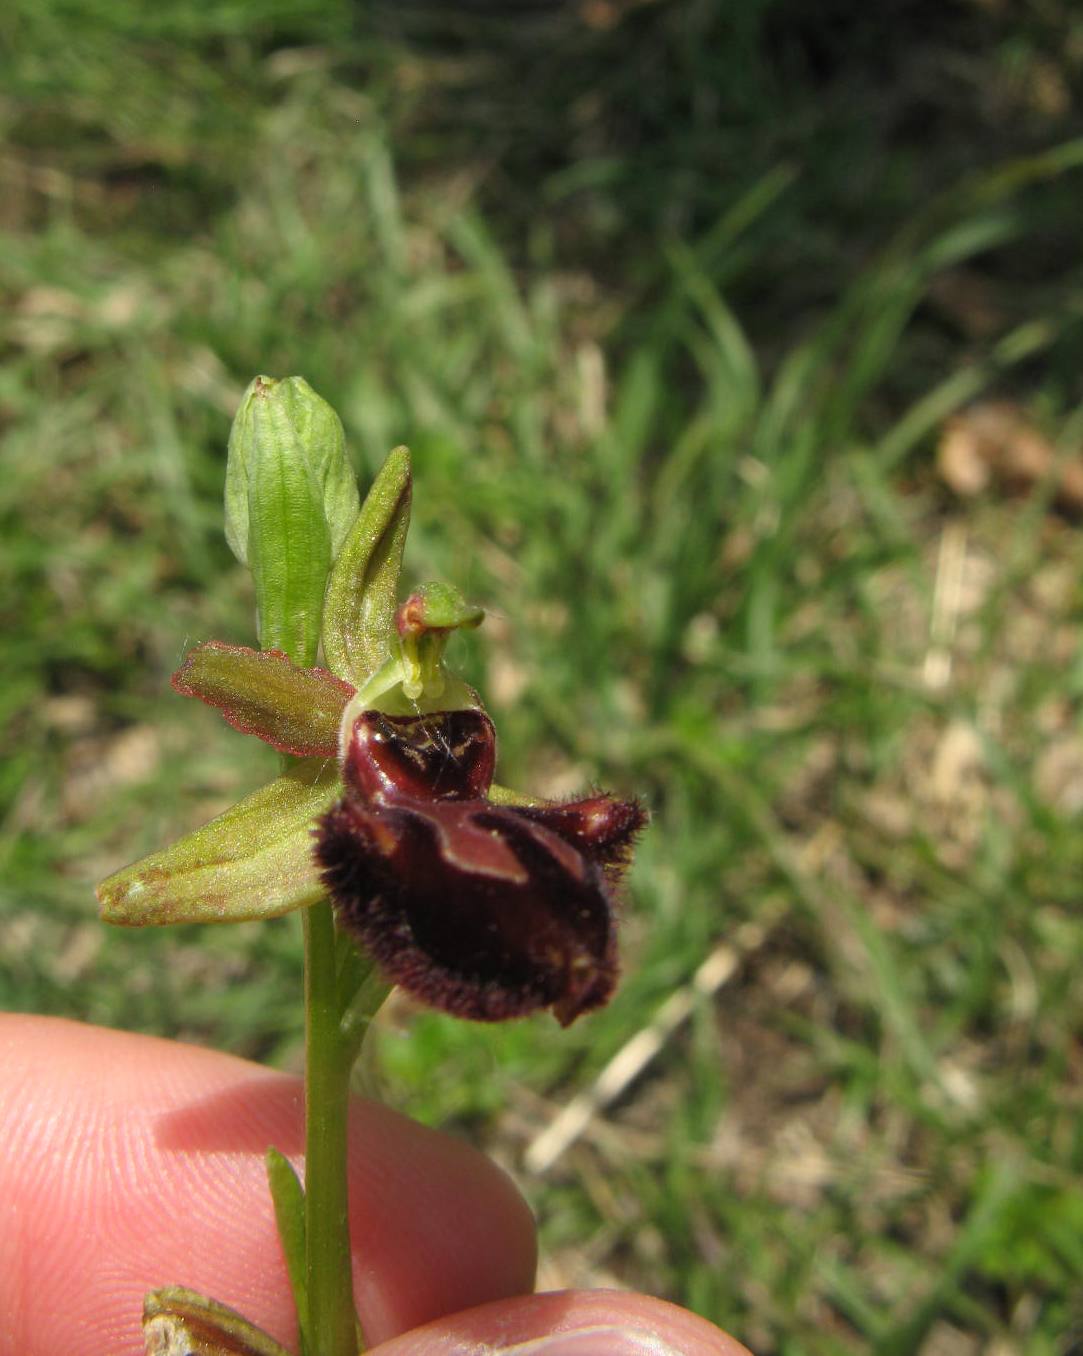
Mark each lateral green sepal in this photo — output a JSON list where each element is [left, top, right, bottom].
[[97, 758, 341, 926]]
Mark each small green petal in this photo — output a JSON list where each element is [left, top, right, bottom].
[[397, 581, 484, 634], [172, 641, 353, 756], [322, 446, 412, 688], [97, 759, 340, 926]]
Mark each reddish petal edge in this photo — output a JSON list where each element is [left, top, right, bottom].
[[172, 640, 354, 756]]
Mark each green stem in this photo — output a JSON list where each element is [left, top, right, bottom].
[[303, 899, 358, 1356]]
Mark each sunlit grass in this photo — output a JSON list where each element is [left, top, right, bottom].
[[3, 5, 1083, 1352]]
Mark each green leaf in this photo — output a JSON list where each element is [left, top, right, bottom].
[[172, 641, 353, 757], [225, 376, 360, 666], [143, 1286, 295, 1356], [266, 1147, 310, 1356], [97, 758, 340, 926], [322, 446, 412, 688]]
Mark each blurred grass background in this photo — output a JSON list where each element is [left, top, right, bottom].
[[3, 1, 1083, 1351]]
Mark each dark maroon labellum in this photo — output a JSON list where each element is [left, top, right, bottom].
[[314, 710, 646, 1026]]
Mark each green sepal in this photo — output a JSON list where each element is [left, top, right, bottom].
[[225, 376, 360, 666], [266, 1148, 310, 1356], [322, 446, 412, 688], [97, 758, 341, 926], [172, 641, 354, 757], [143, 1286, 294, 1356]]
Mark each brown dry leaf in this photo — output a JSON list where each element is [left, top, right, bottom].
[[938, 401, 1083, 511]]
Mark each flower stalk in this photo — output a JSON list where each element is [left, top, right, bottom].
[[301, 897, 360, 1356]]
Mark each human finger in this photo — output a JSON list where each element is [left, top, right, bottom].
[[0, 1015, 536, 1356], [369, 1288, 752, 1355]]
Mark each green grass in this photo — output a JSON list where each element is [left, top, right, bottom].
[[4, 3, 1083, 1352]]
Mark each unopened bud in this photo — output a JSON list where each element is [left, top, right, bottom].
[[225, 375, 360, 665]]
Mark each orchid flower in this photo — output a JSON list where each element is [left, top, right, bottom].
[[97, 398, 644, 1028]]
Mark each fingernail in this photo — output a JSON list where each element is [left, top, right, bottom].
[[497, 1326, 686, 1355]]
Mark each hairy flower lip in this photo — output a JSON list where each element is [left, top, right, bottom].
[[315, 797, 620, 1025], [315, 709, 646, 1026]]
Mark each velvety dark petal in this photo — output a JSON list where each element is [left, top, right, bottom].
[[172, 641, 354, 756], [515, 794, 648, 876], [342, 709, 496, 804], [314, 796, 617, 1026]]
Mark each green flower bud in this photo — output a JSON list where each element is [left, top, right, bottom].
[[224, 376, 360, 665]]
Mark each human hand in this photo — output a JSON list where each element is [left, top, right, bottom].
[[0, 1016, 748, 1356]]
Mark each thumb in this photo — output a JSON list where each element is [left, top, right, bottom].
[[370, 1290, 752, 1356]]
